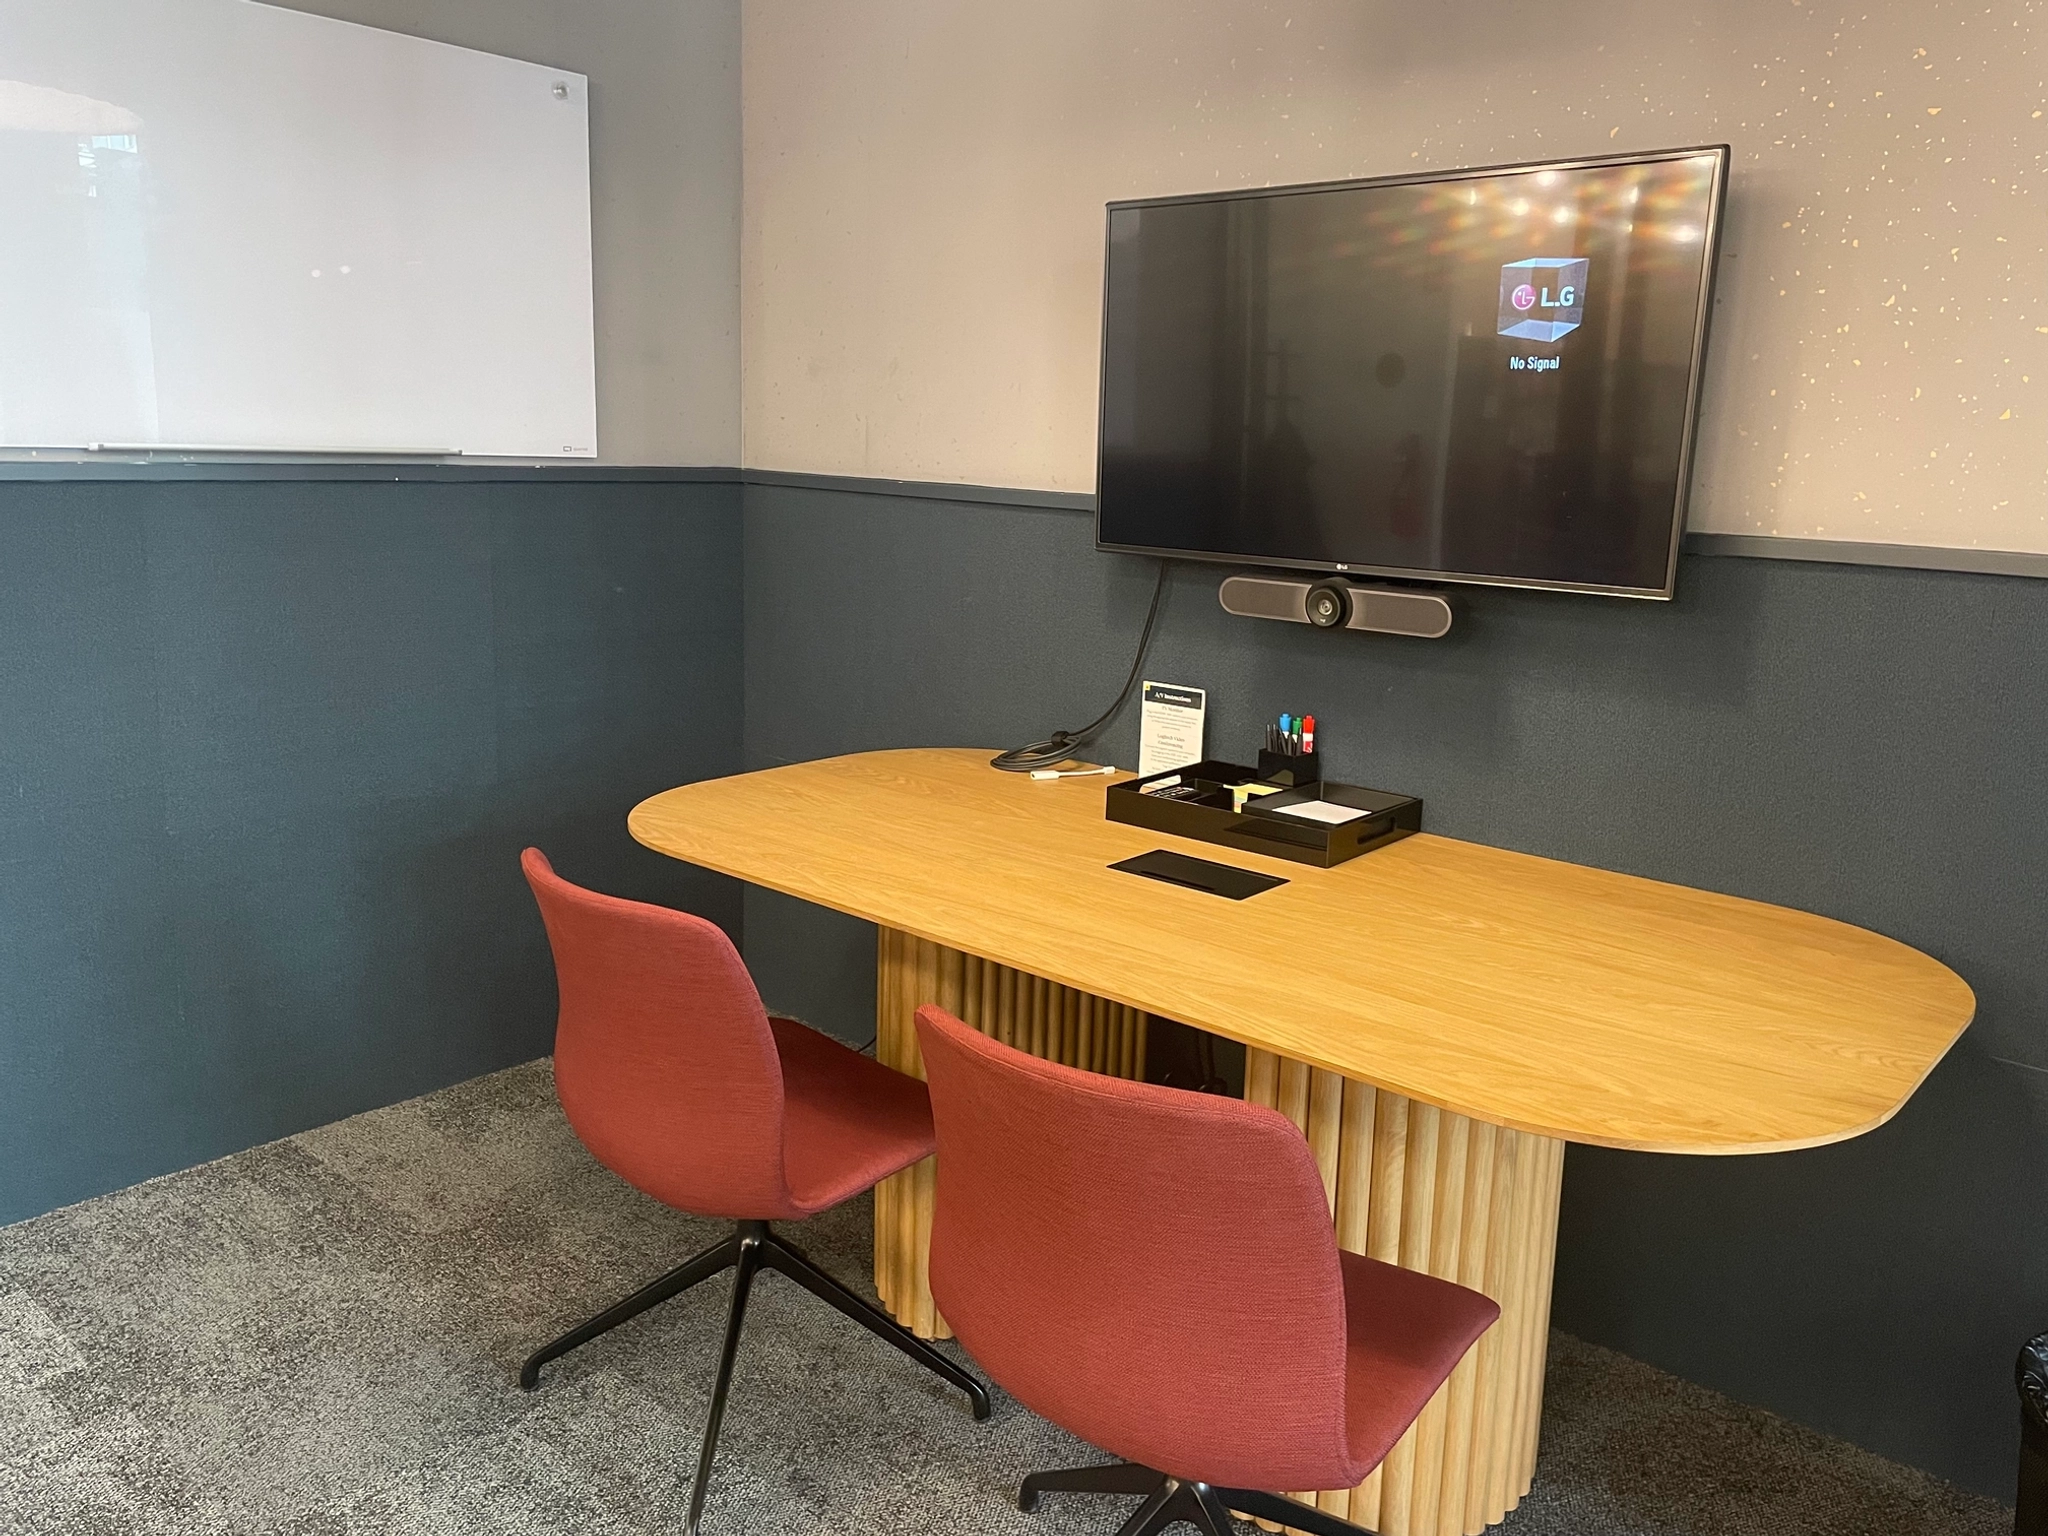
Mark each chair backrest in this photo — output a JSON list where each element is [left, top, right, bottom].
[[914, 1003, 1354, 1491], [522, 848, 789, 1219]]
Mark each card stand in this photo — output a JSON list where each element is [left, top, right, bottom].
[[1106, 760, 1421, 869]]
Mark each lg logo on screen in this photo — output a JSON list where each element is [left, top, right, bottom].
[[1499, 257, 1589, 341], [1510, 280, 1576, 311]]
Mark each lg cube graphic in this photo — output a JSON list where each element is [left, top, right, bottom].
[[1498, 257, 1589, 342]]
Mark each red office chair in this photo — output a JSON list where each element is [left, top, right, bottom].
[[914, 1002, 1499, 1536], [518, 851, 989, 1535]]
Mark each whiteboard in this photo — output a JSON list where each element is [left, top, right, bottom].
[[0, 0, 595, 458]]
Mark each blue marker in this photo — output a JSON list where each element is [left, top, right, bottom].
[[1279, 713, 1291, 736]]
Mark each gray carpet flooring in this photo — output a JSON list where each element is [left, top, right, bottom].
[[0, 1059, 2013, 1536]]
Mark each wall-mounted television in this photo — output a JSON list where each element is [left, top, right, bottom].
[[1095, 147, 1728, 600]]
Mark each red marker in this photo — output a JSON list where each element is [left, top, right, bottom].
[[1302, 715, 1315, 753]]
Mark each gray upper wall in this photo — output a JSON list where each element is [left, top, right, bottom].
[[274, 0, 741, 466], [742, 0, 2048, 562]]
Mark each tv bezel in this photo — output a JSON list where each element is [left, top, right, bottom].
[[1093, 144, 1731, 602]]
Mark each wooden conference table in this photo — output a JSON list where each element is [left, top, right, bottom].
[[629, 748, 1973, 1536]]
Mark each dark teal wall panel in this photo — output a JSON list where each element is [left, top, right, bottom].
[[739, 481, 2046, 1500], [0, 480, 743, 1225], [3, 466, 2031, 1497]]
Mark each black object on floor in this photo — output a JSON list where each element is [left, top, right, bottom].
[[2019, 1333, 2048, 1535]]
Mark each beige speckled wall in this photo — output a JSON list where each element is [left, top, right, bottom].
[[742, 0, 2048, 556]]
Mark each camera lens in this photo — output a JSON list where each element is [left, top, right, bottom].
[[1305, 582, 1351, 629]]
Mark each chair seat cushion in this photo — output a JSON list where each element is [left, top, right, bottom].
[[771, 1017, 937, 1216], [1341, 1249, 1503, 1477]]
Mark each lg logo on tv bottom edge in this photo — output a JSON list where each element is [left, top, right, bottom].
[[1499, 257, 1589, 342]]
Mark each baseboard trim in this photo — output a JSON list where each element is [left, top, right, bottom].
[[744, 471, 2046, 580], [740, 467, 1092, 512], [1682, 531, 2048, 580], [7, 457, 2038, 580], [0, 460, 743, 485]]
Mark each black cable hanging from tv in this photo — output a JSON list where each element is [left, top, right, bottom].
[[991, 561, 1169, 773]]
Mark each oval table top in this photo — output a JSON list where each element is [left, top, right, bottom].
[[630, 748, 1974, 1154]]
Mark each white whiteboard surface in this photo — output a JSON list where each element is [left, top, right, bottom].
[[0, 0, 595, 458]]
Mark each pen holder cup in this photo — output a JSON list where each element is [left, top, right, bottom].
[[1257, 747, 1321, 788]]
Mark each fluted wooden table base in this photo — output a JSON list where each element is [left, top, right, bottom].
[[872, 927, 1148, 1339], [1242, 1050, 1564, 1536], [870, 929, 1563, 1536]]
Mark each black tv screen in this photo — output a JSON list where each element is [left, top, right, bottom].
[[1095, 147, 1727, 598]]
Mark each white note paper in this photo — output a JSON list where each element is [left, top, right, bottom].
[[1137, 681, 1206, 778], [1265, 799, 1369, 826]]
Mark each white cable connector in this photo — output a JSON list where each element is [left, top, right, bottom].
[[1027, 764, 1119, 781]]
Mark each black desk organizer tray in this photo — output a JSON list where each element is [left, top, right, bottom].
[[1106, 759, 1421, 868]]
